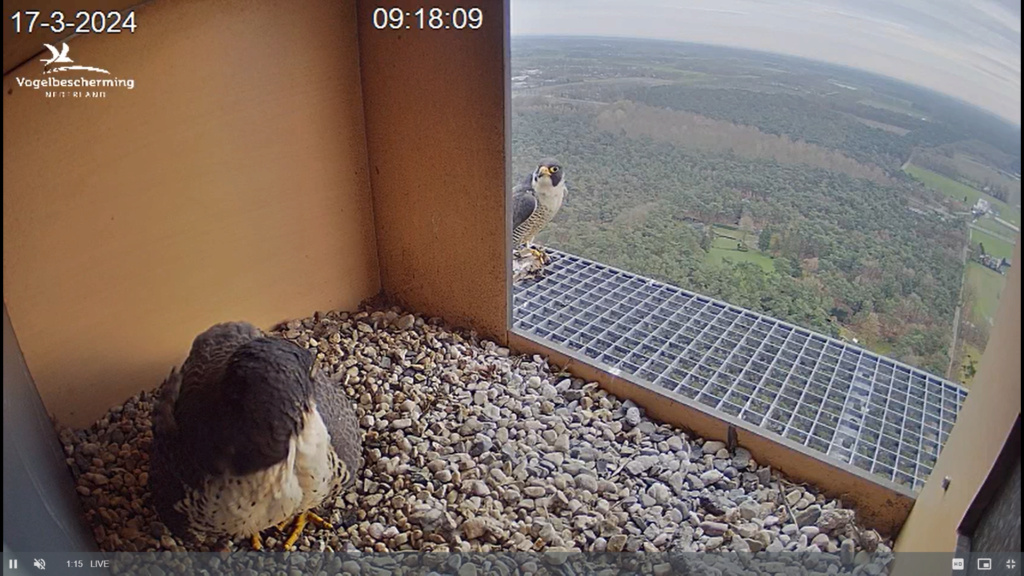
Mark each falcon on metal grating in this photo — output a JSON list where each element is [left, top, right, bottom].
[[149, 321, 362, 551], [512, 158, 567, 266]]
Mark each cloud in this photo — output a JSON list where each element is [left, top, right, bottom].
[[511, 0, 1021, 125]]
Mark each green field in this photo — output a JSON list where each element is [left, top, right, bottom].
[[966, 262, 1006, 325], [707, 228, 776, 271], [970, 228, 1017, 260], [904, 163, 1021, 226], [974, 215, 1019, 237]]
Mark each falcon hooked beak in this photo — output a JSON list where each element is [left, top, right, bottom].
[[533, 162, 564, 188]]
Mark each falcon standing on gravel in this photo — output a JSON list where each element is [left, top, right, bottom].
[[512, 158, 567, 264], [149, 321, 362, 551]]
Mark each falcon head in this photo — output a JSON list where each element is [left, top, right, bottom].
[[222, 337, 315, 408], [532, 158, 565, 189], [214, 337, 318, 475]]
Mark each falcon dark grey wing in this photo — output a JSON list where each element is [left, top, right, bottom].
[[512, 187, 539, 241], [149, 321, 362, 551], [311, 369, 362, 490]]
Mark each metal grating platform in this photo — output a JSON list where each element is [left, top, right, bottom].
[[512, 249, 969, 491]]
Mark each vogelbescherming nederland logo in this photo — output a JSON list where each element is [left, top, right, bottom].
[[14, 42, 135, 98]]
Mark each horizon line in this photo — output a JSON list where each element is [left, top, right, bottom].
[[508, 33, 1022, 129]]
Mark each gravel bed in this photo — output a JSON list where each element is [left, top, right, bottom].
[[57, 306, 894, 574]]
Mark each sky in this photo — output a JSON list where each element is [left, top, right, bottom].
[[511, 0, 1022, 126]]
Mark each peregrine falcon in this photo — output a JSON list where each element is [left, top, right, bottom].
[[512, 158, 567, 263], [149, 321, 362, 551]]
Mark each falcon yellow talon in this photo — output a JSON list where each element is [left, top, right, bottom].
[[283, 514, 306, 551], [307, 511, 333, 530], [282, 510, 330, 551], [251, 534, 264, 551]]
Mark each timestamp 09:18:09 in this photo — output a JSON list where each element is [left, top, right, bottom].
[[372, 7, 483, 30]]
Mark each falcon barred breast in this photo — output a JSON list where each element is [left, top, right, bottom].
[[512, 158, 567, 263], [149, 321, 362, 550]]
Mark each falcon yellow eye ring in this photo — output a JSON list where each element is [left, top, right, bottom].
[[549, 166, 559, 173]]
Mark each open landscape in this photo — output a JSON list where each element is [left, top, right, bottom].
[[902, 163, 1020, 226], [970, 228, 1016, 260], [512, 37, 1021, 386]]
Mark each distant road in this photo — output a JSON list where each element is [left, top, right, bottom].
[[993, 217, 1020, 233], [946, 243, 969, 380]]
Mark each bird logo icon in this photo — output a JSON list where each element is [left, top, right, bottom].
[[40, 43, 73, 67], [38, 42, 110, 74]]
